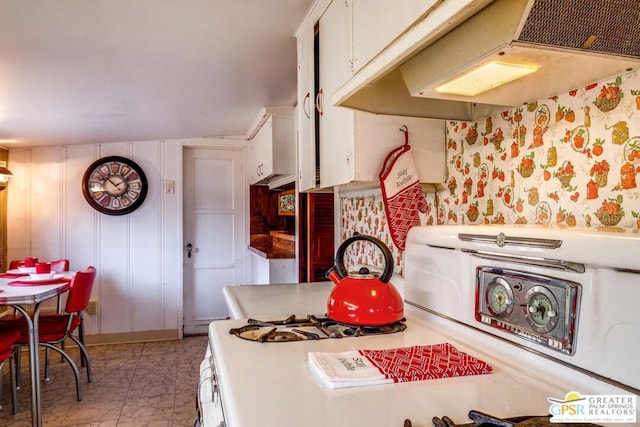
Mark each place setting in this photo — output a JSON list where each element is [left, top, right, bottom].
[[1, 258, 71, 286]]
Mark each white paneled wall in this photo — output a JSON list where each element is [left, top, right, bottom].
[[6, 138, 236, 338]]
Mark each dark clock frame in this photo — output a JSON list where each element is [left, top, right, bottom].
[[81, 156, 148, 216]]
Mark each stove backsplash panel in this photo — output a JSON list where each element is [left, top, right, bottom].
[[341, 68, 640, 274]]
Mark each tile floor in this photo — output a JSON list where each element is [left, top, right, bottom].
[[0, 335, 208, 426]]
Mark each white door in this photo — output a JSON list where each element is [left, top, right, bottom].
[[183, 147, 245, 334]]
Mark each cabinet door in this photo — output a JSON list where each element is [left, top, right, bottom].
[[258, 116, 274, 178], [248, 251, 269, 285], [248, 138, 258, 184], [351, 0, 438, 72], [318, 0, 355, 188], [269, 259, 296, 284], [296, 18, 316, 192], [249, 115, 274, 184]]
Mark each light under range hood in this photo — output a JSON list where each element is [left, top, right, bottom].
[[336, 0, 640, 121]]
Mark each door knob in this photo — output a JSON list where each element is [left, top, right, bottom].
[[186, 243, 193, 258]]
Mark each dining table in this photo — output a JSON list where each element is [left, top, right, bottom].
[[0, 271, 73, 427]]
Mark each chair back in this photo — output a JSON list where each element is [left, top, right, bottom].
[[8, 260, 23, 270], [50, 259, 70, 272], [65, 266, 97, 314]]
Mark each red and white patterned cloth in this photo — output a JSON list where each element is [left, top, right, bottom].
[[308, 343, 493, 389], [379, 137, 428, 251]]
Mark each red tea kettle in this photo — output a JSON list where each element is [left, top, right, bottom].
[[326, 234, 403, 326]]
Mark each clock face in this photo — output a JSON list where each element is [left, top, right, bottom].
[[82, 156, 148, 215]]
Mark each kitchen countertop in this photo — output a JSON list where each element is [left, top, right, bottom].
[[223, 276, 404, 319], [222, 282, 333, 319], [246, 244, 295, 259], [248, 232, 295, 259]]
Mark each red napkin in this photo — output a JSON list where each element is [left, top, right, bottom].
[[0, 272, 28, 278], [379, 128, 428, 251], [360, 343, 493, 383], [8, 278, 71, 287]]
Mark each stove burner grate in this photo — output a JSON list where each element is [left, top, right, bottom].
[[229, 314, 407, 342], [403, 410, 602, 427]]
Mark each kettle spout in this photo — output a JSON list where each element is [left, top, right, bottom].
[[325, 267, 342, 285]]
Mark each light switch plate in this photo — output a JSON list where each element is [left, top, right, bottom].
[[164, 180, 175, 194]]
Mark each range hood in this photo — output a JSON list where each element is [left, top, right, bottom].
[[335, 0, 640, 121]]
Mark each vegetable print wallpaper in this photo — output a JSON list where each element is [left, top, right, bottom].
[[342, 68, 640, 274]]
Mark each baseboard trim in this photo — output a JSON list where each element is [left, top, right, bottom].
[[84, 329, 180, 346]]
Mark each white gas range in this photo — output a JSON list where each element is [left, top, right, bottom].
[[196, 225, 638, 427]]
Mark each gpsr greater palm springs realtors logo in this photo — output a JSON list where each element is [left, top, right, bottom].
[[548, 391, 636, 423]]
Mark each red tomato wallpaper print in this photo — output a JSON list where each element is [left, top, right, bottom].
[[342, 68, 640, 274]]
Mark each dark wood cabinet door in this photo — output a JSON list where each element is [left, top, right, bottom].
[[298, 192, 334, 283]]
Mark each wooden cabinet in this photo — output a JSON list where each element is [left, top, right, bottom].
[[248, 116, 269, 184], [295, 0, 360, 190], [296, 0, 446, 191], [351, 0, 438, 73], [297, 192, 335, 283], [296, 0, 353, 191], [248, 107, 295, 186], [296, 0, 330, 192], [296, 8, 316, 192], [317, 0, 355, 189], [333, 0, 494, 117]]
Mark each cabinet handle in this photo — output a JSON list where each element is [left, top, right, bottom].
[[303, 92, 311, 119], [315, 89, 324, 117], [349, 57, 358, 74]]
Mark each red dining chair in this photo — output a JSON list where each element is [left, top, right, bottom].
[[43, 259, 71, 363], [0, 330, 20, 414], [0, 266, 96, 401], [7, 260, 23, 270], [49, 259, 70, 273]]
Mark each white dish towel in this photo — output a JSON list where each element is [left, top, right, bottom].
[[308, 343, 493, 389]]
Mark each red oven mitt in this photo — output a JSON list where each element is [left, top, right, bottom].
[[379, 129, 428, 251]]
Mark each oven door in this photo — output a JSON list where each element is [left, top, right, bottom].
[[195, 345, 225, 427]]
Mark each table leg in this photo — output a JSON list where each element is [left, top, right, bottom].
[[13, 304, 42, 427]]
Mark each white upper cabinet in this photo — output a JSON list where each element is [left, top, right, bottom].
[[295, 0, 447, 191], [248, 107, 295, 187], [351, 0, 438, 73], [296, 7, 318, 192], [317, 0, 355, 189]]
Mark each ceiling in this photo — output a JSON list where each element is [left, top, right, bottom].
[[0, 0, 313, 148]]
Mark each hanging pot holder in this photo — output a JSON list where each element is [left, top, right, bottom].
[[379, 127, 428, 251]]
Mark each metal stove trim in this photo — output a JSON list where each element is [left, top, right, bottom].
[[459, 232, 562, 249], [462, 249, 586, 273], [404, 299, 640, 396]]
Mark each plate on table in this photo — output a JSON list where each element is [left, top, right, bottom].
[[17, 267, 36, 273], [4, 269, 30, 276], [9, 274, 67, 285], [29, 273, 55, 280]]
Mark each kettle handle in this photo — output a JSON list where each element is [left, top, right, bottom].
[[331, 234, 394, 283]]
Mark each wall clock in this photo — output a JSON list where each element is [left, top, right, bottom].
[[82, 156, 148, 215]]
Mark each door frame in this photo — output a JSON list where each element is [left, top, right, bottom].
[[178, 139, 248, 336]]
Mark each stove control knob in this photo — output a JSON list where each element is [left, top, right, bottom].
[[486, 277, 514, 317], [525, 286, 559, 333]]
